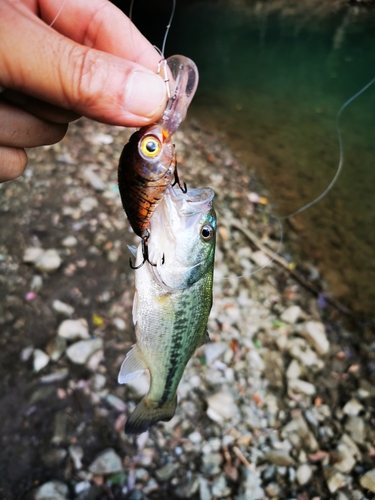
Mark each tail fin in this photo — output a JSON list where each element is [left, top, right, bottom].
[[125, 396, 177, 435]]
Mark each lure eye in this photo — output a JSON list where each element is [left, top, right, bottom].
[[140, 135, 162, 158], [201, 224, 214, 242]]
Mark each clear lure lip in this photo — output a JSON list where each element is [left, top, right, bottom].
[[157, 55, 199, 137]]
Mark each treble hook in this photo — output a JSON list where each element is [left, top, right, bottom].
[[172, 157, 187, 193]]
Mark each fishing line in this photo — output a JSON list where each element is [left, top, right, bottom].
[[48, 0, 68, 27], [217, 76, 375, 282]]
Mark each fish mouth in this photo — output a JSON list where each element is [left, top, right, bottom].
[[169, 186, 215, 215]]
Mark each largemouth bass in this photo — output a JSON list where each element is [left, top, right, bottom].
[[118, 55, 198, 266], [118, 185, 216, 435]]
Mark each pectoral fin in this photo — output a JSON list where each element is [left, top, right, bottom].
[[118, 345, 147, 384]]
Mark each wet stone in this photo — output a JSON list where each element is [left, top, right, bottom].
[[89, 448, 123, 475], [69, 445, 84, 470]]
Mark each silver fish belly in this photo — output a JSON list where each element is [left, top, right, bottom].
[[118, 186, 216, 435]]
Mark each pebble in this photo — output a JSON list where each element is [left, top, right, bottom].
[[345, 416, 365, 444], [265, 449, 294, 466], [61, 235, 78, 247], [296, 464, 312, 485], [286, 359, 301, 379], [201, 453, 223, 475], [360, 469, 375, 493], [325, 468, 346, 493], [23, 247, 44, 264], [112, 317, 126, 331], [80, 196, 98, 212], [84, 167, 106, 191], [34, 249, 62, 272], [66, 338, 103, 365], [250, 250, 270, 267], [298, 321, 329, 355], [211, 475, 230, 497], [106, 394, 126, 412], [69, 445, 84, 470], [331, 443, 356, 473], [57, 319, 89, 340], [198, 476, 212, 500], [155, 462, 177, 480], [89, 448, 123, 474], [280, 305, 302, 324], [46, 337, 67, 361], [52, 300, 75, 317], [342, 398, 363, 416], [288, 378, 316, 396], [126, 373, 150, 396], [204, 342, 227, 363], [206, 392, 236, 421], [31, 481, 69, 500], [33, 349, 50, 372]]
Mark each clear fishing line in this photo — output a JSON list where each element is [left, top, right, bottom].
[[217, 76, 375, 282]]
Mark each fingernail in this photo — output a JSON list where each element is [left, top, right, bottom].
[[125, 71, 167, 119]]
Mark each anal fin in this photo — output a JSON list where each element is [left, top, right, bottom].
[[118, 344, 147, 384]]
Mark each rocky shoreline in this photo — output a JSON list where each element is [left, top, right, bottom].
[[0, 118, 375, 499]]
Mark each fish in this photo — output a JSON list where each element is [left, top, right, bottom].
[[118, 55, 199, 266], [118, 185, 216, 435]]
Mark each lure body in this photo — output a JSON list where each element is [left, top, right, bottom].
[[118, 55, 199, 245], [118, 186, 216, 435]]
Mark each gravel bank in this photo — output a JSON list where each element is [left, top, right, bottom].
[[0, 118, 374, 499]]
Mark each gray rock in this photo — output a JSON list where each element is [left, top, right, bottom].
[[61, 235, 78, 247], [212, 475, 231, 497], [84, 167, 106, 191], [69, 445, 84, 470], [286, 359, 302, 379], [33, 349, 50, 372], [32, 481, 69, 500], [201, 453, 223, 475], [57, 319, 89, 340], [265, 449, 294, 466], [23, 247, 44, 264], [89, 448, 123, 474], [66, 339, 103, 365], [331, 443, 356, 473], [296, 464, 313, 485], [204, 342, 227, 363], [250, 250, 270, 267], [199, 476, 212, 500], [325, 468, 346, 493], [45, 337, 66, 362], [342, 398, 363, 417], [298, 321, 329, 355], [345, 416, 365, 444], [126, 372, 150, 397], [80, 196, 98, 212], [112, 317, 126, 331], [206, 392, 236, 421], [288, 378, 316, 396], [52, 300, 74, 317], [35, 249, 62, 272], [106, 394, 126, 412], [360, 469, 375, 493], [280, 305, 302, 324], [236, 466, 264, 500], [155, 462, 177, 480], [41, 448, 67, 467]]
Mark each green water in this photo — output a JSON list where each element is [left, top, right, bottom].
[[166, 3, 375, 317], [132, 2, 375, 316]]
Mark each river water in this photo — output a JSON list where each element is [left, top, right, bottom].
[[129, 1, 375, 318]]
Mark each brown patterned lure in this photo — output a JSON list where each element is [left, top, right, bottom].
[[118, 55, 199, 267]]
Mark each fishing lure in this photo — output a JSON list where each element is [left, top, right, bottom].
[[118, 55, 198, 268]]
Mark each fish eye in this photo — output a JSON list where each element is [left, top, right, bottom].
[[140, 135, 162, 158], [201, 224, 214, 241]]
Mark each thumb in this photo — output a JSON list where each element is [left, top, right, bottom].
[[0, 2, 167, 127]]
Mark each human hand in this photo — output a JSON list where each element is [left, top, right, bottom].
[[0, 0, 167, 182]]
